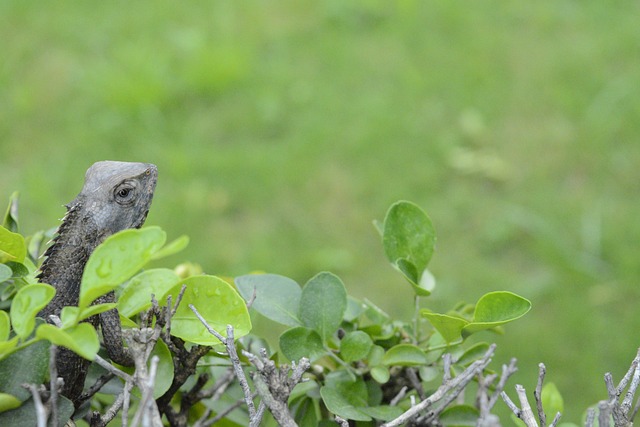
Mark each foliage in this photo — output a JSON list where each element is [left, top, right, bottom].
[[3, 3, 640, 417], [0, 196, 536, 425]]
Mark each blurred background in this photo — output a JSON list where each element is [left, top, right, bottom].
[[2, 1, 639, 421]]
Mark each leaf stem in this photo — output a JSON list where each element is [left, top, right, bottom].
[[413, 295, 420, 345]]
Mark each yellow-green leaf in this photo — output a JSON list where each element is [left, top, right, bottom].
[[422, 311, 467, 344], [166, 275, 251, 345], [0, 226, 26, 263], [463, 291, 531, 335], [80, 227, 166, 308], [0, 311, 9, 342], [0, 393, 21, 412], [10, 284, 55, 339], [150, 235, 189, 260], [118, 269, 180, 318], [36, 323, 99, 360]]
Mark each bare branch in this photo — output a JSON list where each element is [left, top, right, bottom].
[[442, 353, 452, 382], [598, 400, 610, 427], [189, 304, 258, 421], [244, 349, 310, 427], [23, 384, 47, 427], [535, 363, 547, 427], [197, 393, 258, 427], [78, 372, 115, 404], [48, 345, 59, 427], [501, 390, 520, 417], [585, 407, 596, 427], [390, 386, 408, 406], [549, 412, 562, 427], [382, 344, 496, 427], [93, 354, 134, 383], [335, 416, 349, 427], [406, 367, 425, 400], [246, 285, 258, 310]]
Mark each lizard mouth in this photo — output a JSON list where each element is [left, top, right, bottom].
[[134, 209, 150, 229]]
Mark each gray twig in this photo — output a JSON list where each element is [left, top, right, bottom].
[[335, 415, 349, 426], [23, 383, 47, 427], [189, 304, 259, 424], [244, 349, 310, 427], [535, 363, 547, 427], [585, 407, 596, 427], [598, 400, 610, 427], [390, 386, 408, 406], [93, 354, 134, 383], [382, 344, 496, 427], [48, 345, 59, 427]]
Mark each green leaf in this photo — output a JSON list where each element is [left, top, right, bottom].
[[367, 345, 385, 366], [456, 343, 490, 366], [289, 379, 319, 402], [150, 235, 189, 260], [79, 226, 166, 308], [382, 201, 436, 293], [126, 339, 174, 399], [279, 327, 325, 362], [364, 299, 391, 324], [321, 386, 371, 421], [370, 366, 390, 383], [0, 393, 20, 412], [5, 261, 29, 278], [382, 344, 429, 366], [421, 311, 467, 344], [117, 269, 180, 317], [235, 274, 302, 327], [36, 323, 100, 361], [440, 404, 479, 426], [2, 192, 19, 232], [0, 311, 9, 342], [299, 272, 347, 341], [10, 284, 55, 339], [0, 339, 49, 401], [396, 259, 431, 296], [340, 331, 373, 363], [0, 338, 18, 360], [0, 264, 11, 283], [360, 405, 403, 421], [0, 225, 26, 263], [325, 371, 368, 404], [167, 275, 251, 345], [463, 291, 531, 335], [542, 382, 564, 417], [0, 394, 74, 425], [59, 303, 116, 328], [344, 296, 365, 322]]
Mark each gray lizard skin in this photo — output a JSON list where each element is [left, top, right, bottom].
[[38, 161, 157, 404]]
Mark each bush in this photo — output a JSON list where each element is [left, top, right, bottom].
[[0, 194, 636, 426]]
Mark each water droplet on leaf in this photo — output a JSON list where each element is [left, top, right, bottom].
[[97, 259, 112, 278]]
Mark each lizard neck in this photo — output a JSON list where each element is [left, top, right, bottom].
[[38, 202, 105, 317]]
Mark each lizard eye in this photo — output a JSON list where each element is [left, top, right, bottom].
[[114, 184, 135, 204]]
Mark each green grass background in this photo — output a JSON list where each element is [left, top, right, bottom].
[[2, 1, 640, 421]]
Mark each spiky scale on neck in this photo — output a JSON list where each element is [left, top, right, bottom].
[[38, 202, 100, 317], [37, 161, 158, 403]]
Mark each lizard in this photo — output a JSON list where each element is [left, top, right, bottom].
[[38, 161, 158, 405]]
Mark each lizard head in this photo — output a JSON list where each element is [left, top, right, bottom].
[[70, 161, 158, 238]]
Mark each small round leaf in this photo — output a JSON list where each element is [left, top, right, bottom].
[[279, 327, 325, 362], [10, 284, 55, 339], [340, 331, 373, 363], [382, 344, 428, 367]]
